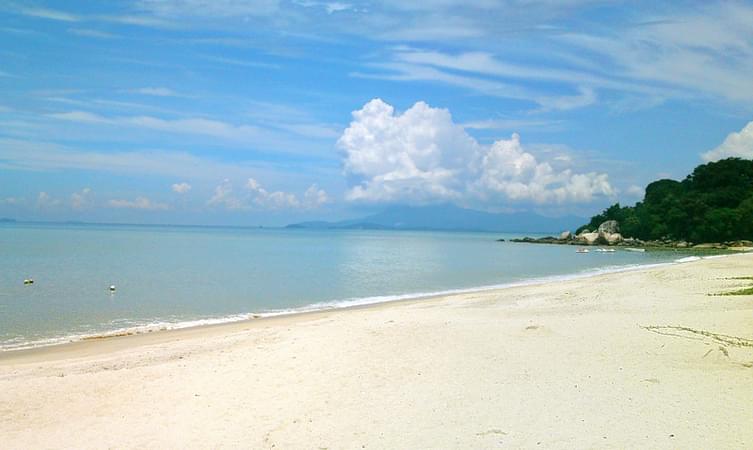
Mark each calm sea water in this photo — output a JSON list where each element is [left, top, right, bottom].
[[1, 223, 686, 350]]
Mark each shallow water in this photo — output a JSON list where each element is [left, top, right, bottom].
[[0, 223, 686, 350]]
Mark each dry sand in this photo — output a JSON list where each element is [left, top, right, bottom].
[[1, 254, 753, 449]]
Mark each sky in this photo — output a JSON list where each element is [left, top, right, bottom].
[[1, 0, 753, 226]]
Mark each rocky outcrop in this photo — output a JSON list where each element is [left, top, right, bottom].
[[596, 220, 622, 245], [505, 219, 748, 250], [579, 232, 600, 245], [602, 232, 623, 245], [597, 220, 620, 234]]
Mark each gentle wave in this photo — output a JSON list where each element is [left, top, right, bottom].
[[1, 252, 740, 352]]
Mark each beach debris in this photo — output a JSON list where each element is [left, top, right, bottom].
[[23, 278, 34, 285]]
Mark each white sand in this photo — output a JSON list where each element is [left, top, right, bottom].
[[2, 253, 753, 449]]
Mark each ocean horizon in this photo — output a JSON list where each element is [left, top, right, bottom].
[[1, 222, 700, 352]]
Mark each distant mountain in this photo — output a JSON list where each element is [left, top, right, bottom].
[[287, 204, 586, 233]]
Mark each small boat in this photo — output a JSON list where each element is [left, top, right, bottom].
[[624, 248, 646, 253], [23, 278, 34, 285], [576, 248, 590, 253]]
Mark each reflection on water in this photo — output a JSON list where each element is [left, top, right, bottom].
[[0, 223, 681, 349]]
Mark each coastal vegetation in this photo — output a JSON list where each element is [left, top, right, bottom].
[[577, 158, 753, 243]]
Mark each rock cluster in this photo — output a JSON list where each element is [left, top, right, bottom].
[[508, 220, 752, 249]]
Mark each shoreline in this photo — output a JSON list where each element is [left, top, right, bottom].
[[0, 252, 748, 362], [1, 252, 733, 356], [2, 252, 752, 447]]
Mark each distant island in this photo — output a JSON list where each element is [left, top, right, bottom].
[[287, 204, 586, 234]]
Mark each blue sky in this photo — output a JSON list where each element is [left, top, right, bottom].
[[2, 0, 753, 225]]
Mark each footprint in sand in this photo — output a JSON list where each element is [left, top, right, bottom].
[[523, 324, 553, 336]]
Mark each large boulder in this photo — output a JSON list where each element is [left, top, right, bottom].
[[602, 232, 623, 245], [598, 220, 620, 234], [560, 230, 573, 241], [579, 232, 600, 245], [596, 220, 622, 245]]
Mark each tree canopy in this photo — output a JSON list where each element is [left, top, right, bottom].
[[577, 158, 753, 243]]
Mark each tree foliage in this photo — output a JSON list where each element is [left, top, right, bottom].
[[577, 158, 753, 242]]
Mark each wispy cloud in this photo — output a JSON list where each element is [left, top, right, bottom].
[[18, 6, 80, 22], [134, 0, 280, 19], [132, 87, 180, 97], [47, 110, 266, 141], [461, 118, 563, 132], [199, 55, 280, 70], [560, 4, 753, 104], [107, 196, 169, 210], [68, 28, 118, 39], [353, 62, 595, 111], [13, 5, 172, 28], [0, 138, 338, 188]]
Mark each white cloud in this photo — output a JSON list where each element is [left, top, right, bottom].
[[626, 185, 644, 198], [2, 197, 22, 205], [701, 121, 753, 162], [48, 110, 266, 141], [475, 133, 614, 204], [36, 192, 61, 209], [68, 28, 118, 39], [296, 1, 352, 14], [339, 98, 475, 203], [0, 138, 338, 187], [71, 187, 92, 210], [44, 109, 337, 152], [304, 184, 329, 207], [562, 4, 753, 104], [354, 62, 597, 112], [246, 177, 301, 209], [107, 197, 169, 210], [135, 0, 280, 18], [339, 99, 615, 206], [461, 118, 562, 131], [18, 7, 80, 22], [133, 87, 179, 97], [208, 178, 329, 210], [208, 179, 245, 210], [171, 182, 192, 194]]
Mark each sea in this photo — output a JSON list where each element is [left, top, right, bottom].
[[0, 222, 703, 351]]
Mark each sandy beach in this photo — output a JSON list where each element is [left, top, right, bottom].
[[1, 254, 752, 449]]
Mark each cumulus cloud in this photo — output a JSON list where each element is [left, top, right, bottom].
[[71, 187, 92, 210], [701, 121, 753, 162], [208, 178, 328, 210], [339, 99, 477, 203], [107, 197, 169, 210], [36, 192, 61, 208], [338, 99, 615, 206], [474, 133, 614, 204], [171, 182, 192, 194], [304, 184, 330, 207]]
